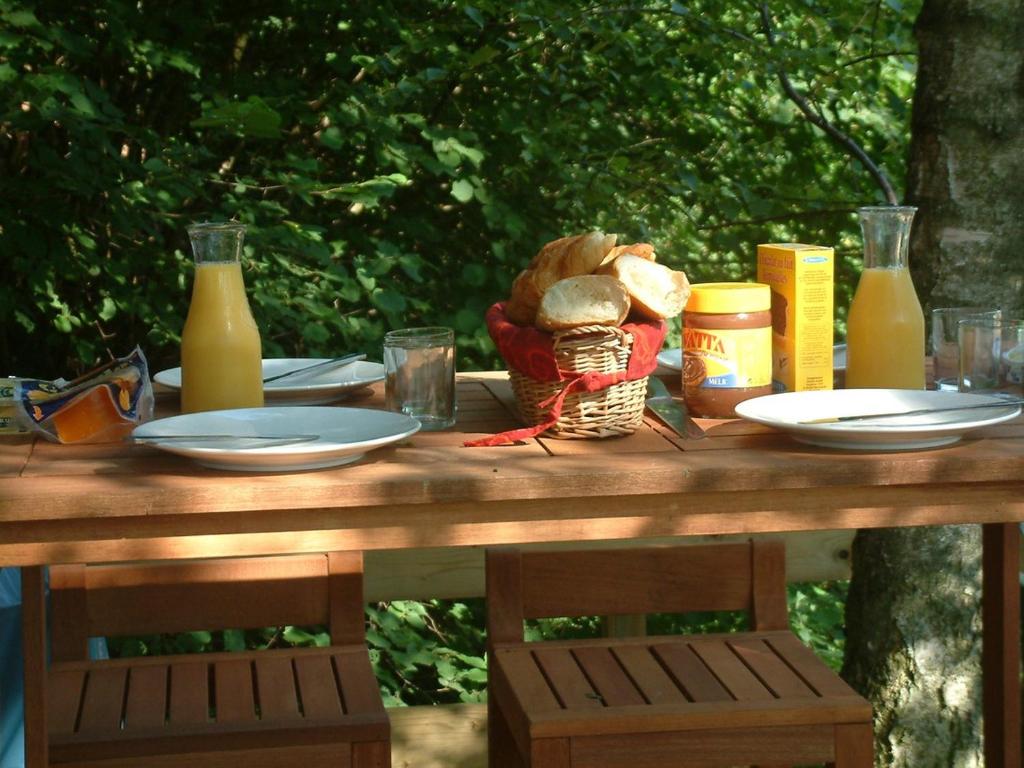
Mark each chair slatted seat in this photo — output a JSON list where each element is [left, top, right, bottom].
[[486, 541, 873, 768], [39, 553, 389, 768]]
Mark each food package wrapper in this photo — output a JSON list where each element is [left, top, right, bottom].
[[13, 347, 154, 444], [2, 377, 60, 434]]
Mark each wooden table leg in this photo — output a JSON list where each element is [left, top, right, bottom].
[[982, 523, 1021, 767], [21, 566, 47, 768]]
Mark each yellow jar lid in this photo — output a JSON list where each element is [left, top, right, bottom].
[[685, 282, 771, 314]]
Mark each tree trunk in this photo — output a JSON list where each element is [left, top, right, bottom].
[[843, 527, 984, 766], [842, 1, 1024, 765], [908, 0, 1024, 311]]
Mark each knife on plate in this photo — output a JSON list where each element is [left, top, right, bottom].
[[799, 397, 1024, 424], [133, 434, 320, 448], [645, 378, 706, 440], [262, 353, 366, 384]]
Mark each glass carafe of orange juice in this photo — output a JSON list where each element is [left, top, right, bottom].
[[845, 206, 925, 389], [180, 222, 264, 413]]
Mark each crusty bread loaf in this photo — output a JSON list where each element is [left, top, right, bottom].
[[600, 242, 656, 267], [505, 231, 618, 326], [505, 268, 543, 326], [599, 253, 690, 320], [535, 275, 630, 331], [530, 231, 617, 292]]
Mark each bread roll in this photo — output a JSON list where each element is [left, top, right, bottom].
[[530, 231, 617, 295], [506, 268, 543, 326], [505, 231, 618, 326], [600, 242, 656, 267], [529, 231, 616, 269], [599, 253, 690, 320], [536, 275, 630, 331]]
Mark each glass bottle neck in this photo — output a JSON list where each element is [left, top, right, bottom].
[[187, 222, 246, 264], [858, 206, 916, 270]]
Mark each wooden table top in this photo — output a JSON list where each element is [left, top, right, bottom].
[[1, 372, 1022, 566]]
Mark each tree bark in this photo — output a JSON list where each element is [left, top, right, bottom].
[[842, 1, 1024, 765], [843, 527, 984, 766], [908, 0, 1024, 312]]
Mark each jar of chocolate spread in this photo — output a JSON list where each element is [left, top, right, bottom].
[[683, 282, 772, 418]]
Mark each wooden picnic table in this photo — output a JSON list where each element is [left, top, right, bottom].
[[1, 370, 1022, 767]]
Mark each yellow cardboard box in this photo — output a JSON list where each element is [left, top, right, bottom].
[[756, 243, 834, 392]]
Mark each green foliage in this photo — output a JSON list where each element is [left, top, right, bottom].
[[104, 626, 308, 658], [1, 0, 918, 376], [367, 600, 488, 706], [789, 580, 850, 671]]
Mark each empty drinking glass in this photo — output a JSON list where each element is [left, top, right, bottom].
[[383, 327, 456, 430], [958, 315, 1024, 396], [930, 307, 1000, 391]]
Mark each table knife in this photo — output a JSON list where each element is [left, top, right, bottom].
[[645, 378, 706, 440], [799, 397, 1024, 424], [133, 434, 320, 447], [262, 353, 366, 384]]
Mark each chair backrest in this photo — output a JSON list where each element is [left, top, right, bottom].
[[49, 551, 365, 662], [485, 540, 788, 645]]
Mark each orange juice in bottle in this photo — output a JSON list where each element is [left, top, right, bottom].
[[845, 206, 925, 389], [181, 222, 264, 413]]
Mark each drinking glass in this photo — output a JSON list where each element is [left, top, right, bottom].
[[383, 327, 456, 430], [958, 315, 1024, 396], [930, 308, 1000, 391]]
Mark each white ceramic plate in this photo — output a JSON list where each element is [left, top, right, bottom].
[[735, 389, 1021, 451], [153, 359, 385, 405], [656, 345, 847, 372], [132, 407, 420, 471]]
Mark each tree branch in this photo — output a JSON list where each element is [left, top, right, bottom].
[[835, 50, 915, 71], [758, 3, 898, 205]]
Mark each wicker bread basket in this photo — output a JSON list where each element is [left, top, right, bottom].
[[508, 324, 648, 439]]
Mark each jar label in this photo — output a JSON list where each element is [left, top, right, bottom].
[[683, 326, 771, 388]]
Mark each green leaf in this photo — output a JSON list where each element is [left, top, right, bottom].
[[223, 629, 246, 652], [373, 289, 407, 313], [468, 45, 499, 67], [454, 307, 479, 333], [98, 297, 116, 321], [461, 263, 486, 287], [4, 9, 40, 28], [320, 126, 344, 150], [283, 626, 327, 646], [464, 6, 485, 28], [317, 174, 409, 207], [187, 631, 212, 646], [301, 323, 329, 344], [191, 96, 282, 139], [451, 179, 474, 202]]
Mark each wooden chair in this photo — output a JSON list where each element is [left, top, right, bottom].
[[485, 541, 873, 767], [35, 552, 389, 767]]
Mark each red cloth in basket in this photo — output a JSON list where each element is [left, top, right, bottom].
[[465, 303, 667, 446]]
